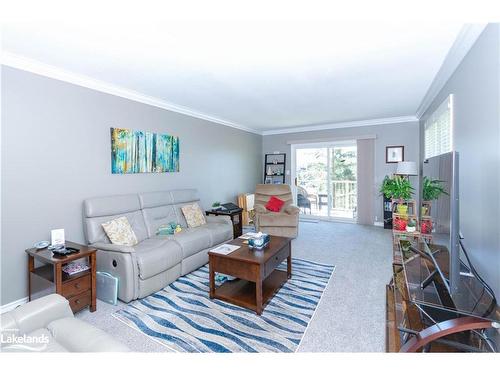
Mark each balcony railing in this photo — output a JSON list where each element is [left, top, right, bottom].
[[331, 180, 357, 211], [298, 179, 357, 213]]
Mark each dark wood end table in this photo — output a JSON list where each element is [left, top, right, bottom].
[[26, 241, 97, 313], [208, 236, 292, 315], [206, 208, 243, 238]]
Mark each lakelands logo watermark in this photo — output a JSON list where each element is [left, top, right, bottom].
[[1, 329, 49, 351]]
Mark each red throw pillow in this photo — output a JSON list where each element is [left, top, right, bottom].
[[265, 196, 285, 212]]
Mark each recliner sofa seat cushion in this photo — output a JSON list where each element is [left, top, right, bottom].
[[134, 239, 182, 279], [202, 222, 233, 246], [158, 227, 211, 258]]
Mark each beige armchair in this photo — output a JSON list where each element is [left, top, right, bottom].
[[254, 184, 299, 238]]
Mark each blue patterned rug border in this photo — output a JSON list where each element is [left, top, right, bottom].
[[112, 258, 335, 353]]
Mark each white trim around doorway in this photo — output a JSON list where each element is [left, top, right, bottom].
[[291, 140, 358, 223]]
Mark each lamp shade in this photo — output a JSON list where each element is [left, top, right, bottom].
[[396, 161, 418, 176]]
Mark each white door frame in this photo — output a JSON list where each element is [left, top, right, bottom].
[[291, 140, 357, 222]]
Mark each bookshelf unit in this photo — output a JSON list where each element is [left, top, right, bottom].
[[264, 153, 286, 184]]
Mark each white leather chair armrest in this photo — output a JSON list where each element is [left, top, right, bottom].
[[92, 242, 135, 253], [1, 294, 73, 335]]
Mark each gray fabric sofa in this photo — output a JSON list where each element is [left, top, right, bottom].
[[83, 189, 233, 302], [0, 294, 129, 352]]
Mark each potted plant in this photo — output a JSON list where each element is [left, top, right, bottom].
[[422, 177, 448, 201], [212, 201, 222, 210], [380, 175, 414, 214], [421, 219, 432, 234], [380, 175, 396, 199], [393, 216, 407, 231], [406, 218, 416, 233], [421, 177, 448, 216], [400, 239, 412, 254]]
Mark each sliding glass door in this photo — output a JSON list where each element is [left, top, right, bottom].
[[295, 142, 357, 220]]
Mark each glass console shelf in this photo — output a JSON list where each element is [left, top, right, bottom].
[[401, 241, 499, 323], [396, 240, 499, 352]]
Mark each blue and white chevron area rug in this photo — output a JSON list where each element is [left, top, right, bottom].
[[113, 258, 335, 352]]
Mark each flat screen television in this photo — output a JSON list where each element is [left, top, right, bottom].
[[422, 151, 460, 296]]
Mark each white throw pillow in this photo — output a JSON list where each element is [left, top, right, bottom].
[[181, 203, 206, 228], [101, 216, 138, 246]]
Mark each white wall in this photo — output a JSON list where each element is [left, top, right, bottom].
[[419, 24, 500, 297], [1, 66, 262, 305]]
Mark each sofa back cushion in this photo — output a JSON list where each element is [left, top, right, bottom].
[[138, 189, 202, 237], [83, 194, 148, 244]]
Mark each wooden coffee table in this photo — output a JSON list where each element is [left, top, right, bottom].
[[208, 236, 292, 315]]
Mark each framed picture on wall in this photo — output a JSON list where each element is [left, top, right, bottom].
[[386, 146, 404, 163]]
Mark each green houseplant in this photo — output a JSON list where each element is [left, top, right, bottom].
[[422, 177, 448, 201], [380, 175, 414, 214], [380, 175, 396, 199], [406, 218, 416, 232], [421, 177, 448, 216]]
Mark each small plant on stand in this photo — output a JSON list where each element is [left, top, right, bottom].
[[393, 216, 407, 231], [400, 239, 412, 255], [406, 218, 416, 233], [380, 175, 414, 216], [421, 219, 432, 234], [392, 175, 414, 214]]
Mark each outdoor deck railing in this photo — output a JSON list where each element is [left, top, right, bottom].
[[298, 179, 357, 212]]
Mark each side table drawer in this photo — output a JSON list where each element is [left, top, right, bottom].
[[68, 290, 91, 313], [62, 274, 91, 298]]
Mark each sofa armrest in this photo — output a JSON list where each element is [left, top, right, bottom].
[[92, 242, 135, 253], [1, 294, 73, 335], [206, 215, 232, 225], [284, 205, 300, 215], [254, 204, 268, 214]]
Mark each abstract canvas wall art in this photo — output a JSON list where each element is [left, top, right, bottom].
[[111, 128, 179, 173]]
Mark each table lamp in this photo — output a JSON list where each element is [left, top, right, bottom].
[[395, 161, 418, 176]]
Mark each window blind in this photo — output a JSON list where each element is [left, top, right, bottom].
[[424, 95, 453, 159]]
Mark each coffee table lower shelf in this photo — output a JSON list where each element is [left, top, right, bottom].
[[211, 269, 288, 314]]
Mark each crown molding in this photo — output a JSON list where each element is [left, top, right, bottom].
[[1, 52, 261, 135], [415, 23, 487, 119], [261, 115, 418, 136]]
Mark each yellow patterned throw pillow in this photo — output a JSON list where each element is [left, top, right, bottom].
[[101, 216, 138, 246], [181, 203, 206, 228]]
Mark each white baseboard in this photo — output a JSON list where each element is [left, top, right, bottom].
[[0, 297, 28, 314], [374, 221, 384, 227]]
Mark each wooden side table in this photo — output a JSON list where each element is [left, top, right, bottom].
[[206, 208, 243, 238], [26, 241, 97, 313]]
